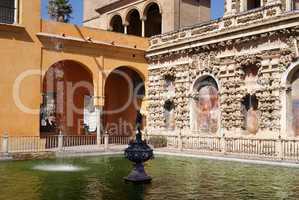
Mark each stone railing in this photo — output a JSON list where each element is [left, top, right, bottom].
[[0, 134, 131, 154], [146, 133, 299, 162], [149, 4, 283, 49], [2, 133, 299, 162], [109, 135, 132, 145]]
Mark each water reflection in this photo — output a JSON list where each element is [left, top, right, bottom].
[[0, 156, 298, 200]]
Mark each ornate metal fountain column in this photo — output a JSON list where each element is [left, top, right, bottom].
[[124, 111, 154, 183]]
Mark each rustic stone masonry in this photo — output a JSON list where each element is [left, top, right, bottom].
[[146, 1, 299, 138]]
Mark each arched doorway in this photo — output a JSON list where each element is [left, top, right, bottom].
[[110, 15, 124, 33], [103, 67, 145, 136], [40, 60, 94, 136], [144, 3, 162, 37], [126, 9, 142, 36], [191, 75, 219, 134]]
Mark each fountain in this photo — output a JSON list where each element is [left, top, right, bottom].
[[33, 164, 86, 172], [124, 111, 154, 183]]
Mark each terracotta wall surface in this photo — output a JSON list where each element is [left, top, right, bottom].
[[41, 20, 149, 50], [0, 0, 149, 136], [103, 68, 144, 136]]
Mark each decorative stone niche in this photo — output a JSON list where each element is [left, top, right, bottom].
[[241, 64, 259, 94], [163, 99, 175, 130], [241, 94, 260, 134], [191, 76, 220, 134], [163, 74, 175, 99]]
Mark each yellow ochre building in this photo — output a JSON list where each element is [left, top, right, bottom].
[[0, 0, 149, 137]]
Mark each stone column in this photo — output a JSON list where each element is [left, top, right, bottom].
[[124, 23, 128, 34], [224, 0, 236, 16], [95, 106, 103, 145], [281, 85, 294, 138], [14, 0, 19, 24], [285, 0, 292, 11], [2, 132, 9, 154], [58, 131, 63, 152], [141, 17, 146, 37], [240, 0, 247, 12]]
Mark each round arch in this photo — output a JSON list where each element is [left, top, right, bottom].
[[109, 14, 124, 33], [124, 7, 142, 24], [105, 65, 146, 83], [282, 60, 299, 86], [190, 74, 220, 135], [125, 8, 142, 36], [103, 66, 145, 136], [40, 60, 94, 136], [143, 2, 162, 37], [142, 0, 162, 17], [191, 74, 220, 92]]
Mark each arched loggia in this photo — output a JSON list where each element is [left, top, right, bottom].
[[40, 60, 94, 136], [110, 15, 124, 33], [126, 9, 142, 36], [103, 67, 145, 136], [144, 3, 162, 37]]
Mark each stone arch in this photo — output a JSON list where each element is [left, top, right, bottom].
[[103, 66, 145, 136], [281, 60, 299, 137], [109, 14, 124, 33], [142, 0, 163, 17], [124, 7, 142, 23], [143, 2, 162, 37], [125, 8, 142, 36], [190, 75, 220, 135], [40, 60, 94, 136], [191, 74, 220, 92]]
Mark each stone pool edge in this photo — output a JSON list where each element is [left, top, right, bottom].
[[57, 149, 299, 168], [2, 149, 299, 168]]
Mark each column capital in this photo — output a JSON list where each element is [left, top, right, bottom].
[[140, 16, 147, 21]]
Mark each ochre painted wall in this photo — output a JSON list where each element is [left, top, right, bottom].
[[0, 0, 148, 136]]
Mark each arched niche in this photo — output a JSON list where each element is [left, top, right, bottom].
[[109, 15, 124, 33], [163, 99, 176, 130], [241, 94, 259, 134], [190, 75, 220, 135]]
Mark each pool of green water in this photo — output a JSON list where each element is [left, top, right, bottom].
[[0, 155, 299, 200]]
